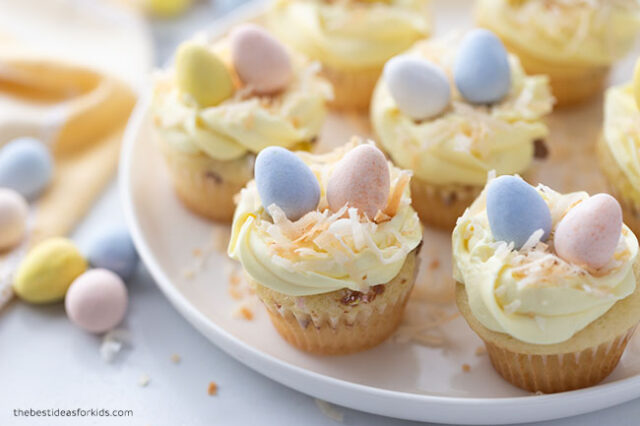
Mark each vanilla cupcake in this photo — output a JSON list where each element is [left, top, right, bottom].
[[268, 0, 431, 111], [476, 0, 640, 106], [228, 138, 422, 355], [453, 175, 640, 393], [598, 65, 640, 235], [371, 30, 554, 229], [152, 24, 332, 222]]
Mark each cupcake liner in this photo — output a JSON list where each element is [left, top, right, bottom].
[[158, 137, 254, 223], [250, 250, 419, 355], [483, 327, 636, 393], [321, 63, 383, 112], [456, 266, 640, 393], [410, 176, 483, 229], [597, 134, 640, 236]]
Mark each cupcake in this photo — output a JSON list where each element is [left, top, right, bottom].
[[476, 0, 640, 107], [371, 30, 554, 229], [268, 0, 431, 111], [228, 138, 422, 355], [598, 65, 640, 235], [453, 175, 640, 393], [152, 24, 332, 222]]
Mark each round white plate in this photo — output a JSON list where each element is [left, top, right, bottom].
[[121, 1, 640, 423]]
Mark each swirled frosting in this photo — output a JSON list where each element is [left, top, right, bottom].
[[371, 35, 554, 186], [476, 0, 640, 67], [152, 39, 332, 161], [228, 140, 422, 296], [603, 83, 640, 204], [267, 0, 431, 71], [453, 182, 638, 344]]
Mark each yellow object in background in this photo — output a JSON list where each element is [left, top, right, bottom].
[[13, 238, 87, 303], [146, 0, 192, 17], [634, 58, 640, 110]]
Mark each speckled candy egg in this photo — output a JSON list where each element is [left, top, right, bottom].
[[486, 175, 551, 250], [255, 147, 320, 221], [86, 227, 139, 281], [230, 24, 293, 95], [454, 29, 511, 104], [14, 238, 87, 303], [0, 137, 53, 200], [65, 269, 128, 334], [0, 188, 28, 251], [327, 144, 390, 220], [175, 42, 234, 107], [554, 193, 622, 269], [384, 55, 451, 120]]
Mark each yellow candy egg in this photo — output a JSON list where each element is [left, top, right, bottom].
[[13, 238, 88, 303], [146, 0, 191, 17], [175, 42, 234, 108], [633, 58, 640, 110]]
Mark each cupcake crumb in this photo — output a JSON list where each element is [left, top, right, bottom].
[[475, 346, 487, 356], [138, 374, 150, 387], [428, 259, 440, 270], [315, 399, 344, 423], [170, 353, 181, 364], [462, 364, 471, 373], [534, 390, 545, 396], [233, 304, 254, 321], [192, 248, 203, 257], [207, 381, 218, 396]]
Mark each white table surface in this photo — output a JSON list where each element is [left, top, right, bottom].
[[3, 1, 640, 425]]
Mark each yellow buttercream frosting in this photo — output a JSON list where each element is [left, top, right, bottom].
[[603, 83, 640, 205], [152, 38, 332, 161], [267, 0, 431, 71], [453, 182, 638, 345], [371, 35, 554, 186], [228, 140, 423, 296], [476, 0, 640, 67]]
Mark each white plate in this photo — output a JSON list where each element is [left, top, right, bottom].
[[121, 1, 640, 423]]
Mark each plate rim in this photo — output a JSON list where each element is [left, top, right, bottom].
[[119, 2, 640, 423]]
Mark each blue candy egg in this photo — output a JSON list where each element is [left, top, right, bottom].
[[86, 227, 139, 281], [0, 137, 53, 200], [486, 175, 551, 249], [454, 29, 511, 104], [384, 55, 451, 120], [255, 147, 320, 221]]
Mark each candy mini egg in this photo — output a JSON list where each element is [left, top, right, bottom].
[[86, 227, 139, 281], [0, 137, 53, 200], [554, 193, 622, 269], [327, 144, 390, 220], [384, 55, 451, 120], [175, 42, 234, 107], [65, 269, 128, 334], [0, 188, 28, 251], [486, 175, 551, 249], [454, 29, 511, 104], [14, 238, 87, 303], [230, 24, 293, 94], [255, 147, 320, 221]]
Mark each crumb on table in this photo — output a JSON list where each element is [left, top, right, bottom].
[[170, 353, 181, 364], [208, 381, 218, 396], [138, 374, 150, 387], [475, 346, 487, 356], [462, 364, 471, 373]]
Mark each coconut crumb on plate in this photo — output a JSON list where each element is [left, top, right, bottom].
[[100, 329, 131, 363], [138, 374, 150, 387], [314, 399, 344, 423], [170, 353, 181, 364]]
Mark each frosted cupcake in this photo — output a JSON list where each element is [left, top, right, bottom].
[[152, 24, 332, 222], [598, 63, 640, 235], [268, 0, 431, 111], [228, 138, 422, 355], [371, 30, 554, 229], [476, 0, 640, 106], [453, 175, 640, 393]]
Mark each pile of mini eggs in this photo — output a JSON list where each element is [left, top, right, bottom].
[[486, 175, 623, 270], [255, 144, 391, 221], [0, 136, 139, 334], [384, 29, 511, 120], [175, 24, 293, 108]]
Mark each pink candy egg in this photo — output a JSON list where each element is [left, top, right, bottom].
[[65, 269, 128, 334], [554, 193, 622, 269], [230, 24, 293, 94], [327, 144, 390, 220]]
